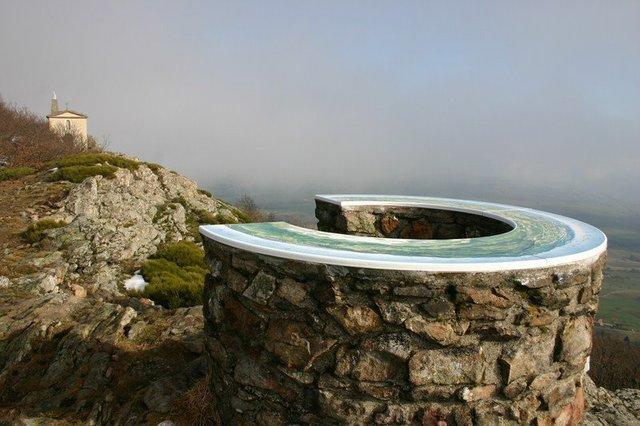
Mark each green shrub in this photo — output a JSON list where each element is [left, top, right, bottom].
[[170, 196, 189, 208], [197, 188, 212, 198], [138, 241, 207, 308], [23, 219, 67, 243], [214, 211, 241, 224], [47, 152, 139, 183], [52, 153, 139, 170], [194, 209, 218, 225], [153, 203, 172, 223], [49, 165, 117, 183], [151, 240, 206, 268], [141, 259, 206, 308], [218, 199, 251, 223], [144, 162, 163, 173], [0, 166, 36, 182], [153, 197, 241, 241]]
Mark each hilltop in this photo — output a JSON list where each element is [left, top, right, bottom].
[[0, 100, 638, 424]]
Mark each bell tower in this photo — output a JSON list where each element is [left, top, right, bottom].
[[50, 91, 59, 115]]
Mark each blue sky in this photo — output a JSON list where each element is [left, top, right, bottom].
[[1, 1, 638, 203]]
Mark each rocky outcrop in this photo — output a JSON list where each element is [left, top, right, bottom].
[[2, 162, 243, 298], [584, 375, 640, 425], [49, 164, 241, 295], [0, 156, 241, 424], [0, 291, 206, 424]]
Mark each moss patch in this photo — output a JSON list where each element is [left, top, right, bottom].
[[46, 153, 140, 183], [49, 165, 118, 183], [0, 167, 36, 182], [22, 219, 67, 243], [138, 241, 207, 308], [153, 241, 206, 268], [52, 153, 139, 170]]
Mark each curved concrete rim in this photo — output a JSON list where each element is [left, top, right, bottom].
[[200, 195, 607, 272]]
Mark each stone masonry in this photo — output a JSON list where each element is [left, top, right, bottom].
[[315, 200, 513, 239], [202, 201, 605, 425]]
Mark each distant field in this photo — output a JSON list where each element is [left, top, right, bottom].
[[598, 249, 640, 332]]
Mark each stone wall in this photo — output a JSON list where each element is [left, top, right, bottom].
[[202, 204, 604, 425], [315, 199, 513, 239]]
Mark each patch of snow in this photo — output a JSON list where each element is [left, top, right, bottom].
[[124, 272, 147, 292]]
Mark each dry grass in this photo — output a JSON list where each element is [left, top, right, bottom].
[[22, 219, 67, 243], [169, 377, 221, 426], [0, 178, 72, 278]]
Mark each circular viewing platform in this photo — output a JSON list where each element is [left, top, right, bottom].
[[201, 195, 606, 272], [200, 195, 606, 425]]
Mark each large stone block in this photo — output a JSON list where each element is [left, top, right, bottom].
[[265, 320, 336, 370], [375, 299, 419, 324], [404, 316, 466, 346], [500, 331, 556, 384], [409, 348, 485, 385], [243, 271, 277, 304], [559, 316, 593, 367], [318, 389, 382, 423], [327, 305, 383, 335]]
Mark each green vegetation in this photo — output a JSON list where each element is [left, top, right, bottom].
[[138, 241, 207, 308], [153, 241, 206, 268], [49, 165, 118, 183], [197, 188, 212, 198], [153, 203, 173, 223], [597, 268, 640, 330], [0, 166, 36, 182], [194, 209, 218, 224], [143, 162, 163, 173], [52, 153, 139, 170], [153, 196, 241, 241], [22, 219, 67, 243], [46, 153, 140, 183], [232, 207, 251, 224]]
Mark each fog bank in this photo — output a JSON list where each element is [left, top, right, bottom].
[[1, 1, 638, 205]]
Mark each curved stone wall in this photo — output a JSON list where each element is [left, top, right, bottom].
[[201, 198, 605, 425], [316, 199, 514, 239]]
